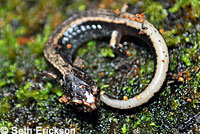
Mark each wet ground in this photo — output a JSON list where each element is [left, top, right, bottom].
[[0, 0, 200, 133]]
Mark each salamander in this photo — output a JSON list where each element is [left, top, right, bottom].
[[43, 9, 169, 112]]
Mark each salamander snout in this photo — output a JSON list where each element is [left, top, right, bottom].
[[81, 85, 100, 112], [71, 84, 100, 112], [64, 71, 100, 112]]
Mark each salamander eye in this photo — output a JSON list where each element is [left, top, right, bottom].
[[79, 85, 84, 88], [92, 86, 99, 95]]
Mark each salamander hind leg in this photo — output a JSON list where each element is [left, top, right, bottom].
[[109, 30, 127, 57]]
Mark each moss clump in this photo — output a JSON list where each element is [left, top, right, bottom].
[[101, 47, 115, 58], [144, 1, 168, 25], [16, 82, 53, 101]]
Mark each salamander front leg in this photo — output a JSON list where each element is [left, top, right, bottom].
[[109, 30, 127, 56], [39, 70, 57, 79]]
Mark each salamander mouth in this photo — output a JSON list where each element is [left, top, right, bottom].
[[70, 90, 100, 112], [82, 96, 100, 112]]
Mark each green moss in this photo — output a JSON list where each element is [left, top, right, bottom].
[[169, 54, 177, 71], [149, 122, 156, 126], [51, 85, 63, 97], [34, 58, 47, 71], [87, 40, 97, 52], [0, 98, 11, 117], [172, 100, 180, 110], [100, 84, 110, 89], [132, 117, 141, 129], [28, 24, 52, 56], [16, 82, 52, 101], [101, 47, 115, 58], [0, 24, 19, 60], [0, 121, 12, 132], [168, 0, 188, 13], [169, 0, 200, 18], [144, 1, 168, 25], [77, 48, 87, 56], [122, 124, 127, 134], [140, 59, 154, 75], [0, 79, 7, 87], [66, 0, 86, 12], [185, 44, 198, 57], [184, 37, 190, 43], [181, 53, 191, 66], [164, 33, 181, 47]]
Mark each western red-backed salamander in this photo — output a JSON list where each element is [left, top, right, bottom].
[[43, 9, 169, 112]]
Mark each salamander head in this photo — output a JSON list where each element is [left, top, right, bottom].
[[61, 69, 100, 112]]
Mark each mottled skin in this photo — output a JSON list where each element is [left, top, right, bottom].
[[44, 9, 169, 111]]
